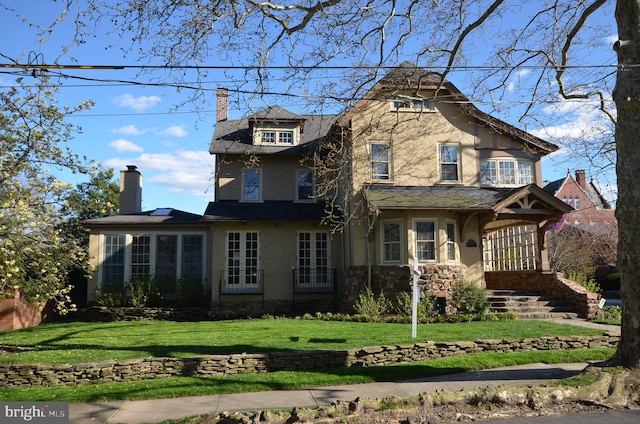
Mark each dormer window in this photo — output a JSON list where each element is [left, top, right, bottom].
[[391, 98, 434, 112], [254, 127, 299, 146]]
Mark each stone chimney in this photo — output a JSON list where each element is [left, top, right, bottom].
[[216, 87, 228, 122], [575, 169, 587, 190], [120, 165, 142, 214]]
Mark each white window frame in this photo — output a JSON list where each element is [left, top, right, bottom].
[[381, 221, 403, 264], [295, 169, 316, 202], [480, 158, 534, 187], [99, 232, 206, 288], [390, 98, 434, 112], [439, 143, 460, 183], [371, 141, 392, 181], [414, 219, 438, 263], [241, 168, 262, 202], [225, 231, 261, 289], [254, 127, 299, 146], [445, 221, 458, 263], [297, 231, 332, 286]]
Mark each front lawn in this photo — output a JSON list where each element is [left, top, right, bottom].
[[0, 318, 606, 365]]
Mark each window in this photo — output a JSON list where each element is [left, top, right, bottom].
[[103, 235, 125, 285], [131, 235, 151, 279], [446, 223, 456, 262], [371, 142, 391, 180], [382, 222, 402, 263], [278, 131, 294, 144], [415, 221, 436, 262], [255, 128, 297, 145], [561, 195, 579, 209], [296, 169, 315, 201], [225, 231, 260, 291], [242, 169, 261, 201], [181, 235, 203, 280], [297, 232, 331, 287], [392, 98, 433, 111], [480, 159, 534, 187], [439, 144, 459, 181], [156, 235, 177, 282], [261, 131, 276, 143]]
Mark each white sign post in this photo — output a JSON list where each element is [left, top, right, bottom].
[[412, 257, 419, 339]]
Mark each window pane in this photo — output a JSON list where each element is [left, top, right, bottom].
[[297, 170, 314, 200], [383, 222, 401, 262], [447, 223, 456, 261], [262, 131, 276, 143], [279, 131, 293, 144], [499, 161, 516, 185], [131, 235, 151, 279], [440, 145, 458, 181], [156, 235, 177, 281], [480, 161, 496, 185], [103, 235, 125, 285], [517, 161, 533, 184], [182, 235, 203, 280], [243, 169, 261, 201], [416, 221, 435, 261], [371, 143, 390, 179]]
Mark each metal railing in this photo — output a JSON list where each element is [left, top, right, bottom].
[[292, 268, 337, 294], [219, 269, 264, 294]]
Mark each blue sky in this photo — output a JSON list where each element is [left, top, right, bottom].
[[1, 1, 619, 213]]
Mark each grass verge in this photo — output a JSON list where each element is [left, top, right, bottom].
[[0, 348, 615, 403]]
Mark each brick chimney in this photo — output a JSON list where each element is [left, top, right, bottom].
[[120, 165, 142, 214], [575, 169, 587, 190], [216, 87, 228, 122]]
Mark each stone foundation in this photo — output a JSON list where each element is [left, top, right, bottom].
[[0, 334, 617, 389], [342, 264, 466, 313]]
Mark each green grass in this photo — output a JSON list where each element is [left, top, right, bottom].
[[0, 319, 606, 365], [0, 348, 615, 403]]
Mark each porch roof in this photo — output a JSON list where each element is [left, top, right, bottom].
[[364, 185, 512, 210], [83, 208, 204, 226], [202, 200, 328, 221]]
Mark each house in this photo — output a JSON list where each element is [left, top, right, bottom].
[[85, 64, 577, 314], [543, 169, 616, 228]]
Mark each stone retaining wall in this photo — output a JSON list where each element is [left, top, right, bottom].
[[0, 334, 618, 389]]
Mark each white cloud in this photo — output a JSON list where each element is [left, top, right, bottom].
[[111, 125, 147, 136], [114, 94, 161, 112], [104, 150, 214, 197], [156, 125, 188, 138], [108, 138, 144, 152]]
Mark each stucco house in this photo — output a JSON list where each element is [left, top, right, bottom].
[[85, 64, 578, 314]]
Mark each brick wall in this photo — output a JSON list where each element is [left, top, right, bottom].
[[0, 291, 49, 331]]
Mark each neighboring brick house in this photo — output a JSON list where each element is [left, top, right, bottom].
[[543, 170, 616, 227], [85, 64, 573, 314]]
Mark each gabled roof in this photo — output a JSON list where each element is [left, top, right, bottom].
[[339, 62, 558, 155], [210, 107, 338, 155], [543, 172, 613, 210], [83, 208, 204, 226]]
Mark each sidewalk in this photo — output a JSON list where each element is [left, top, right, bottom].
[[69, 319, 620, 424]]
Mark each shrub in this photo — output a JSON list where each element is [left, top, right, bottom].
[[568, 271, 601, 294], [177, 277, 204, 307], [353, 287, 392, 321], [599, 305, 622, 321], [395, 291, 437, 323], [127, 275, 154, 307], [95, 280, 127, 307], [451, 280, 489, 315]]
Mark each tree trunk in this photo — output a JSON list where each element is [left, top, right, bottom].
[[613, 0, 640, 369]]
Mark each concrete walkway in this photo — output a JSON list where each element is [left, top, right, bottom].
[[69, 319, 620, 424]]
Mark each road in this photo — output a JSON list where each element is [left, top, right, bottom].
[[480, 409, 640, 424]]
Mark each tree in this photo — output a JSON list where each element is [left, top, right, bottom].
[[17, 0, 638, 367], [60, 166, 120, 249], [0, 77, 94, 314]]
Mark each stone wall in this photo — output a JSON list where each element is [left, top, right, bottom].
[[0, 334, 617, 389], [341, 265, 466, 313], [485, 271, 601, 317]]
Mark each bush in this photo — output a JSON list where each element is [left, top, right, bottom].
[[596, 272, 620, 291], [177, 277, 205, 307], [395, 291, 436, 323], [95, 280, 128, 307], [353, 287, 392, 321], [568, 271, 601, 294], [451, 280, 489, 315]]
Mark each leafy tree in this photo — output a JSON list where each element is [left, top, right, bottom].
[[20, 0, 639, 367], [0, 77, 94, 314], [60, 166, 120, 249]]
